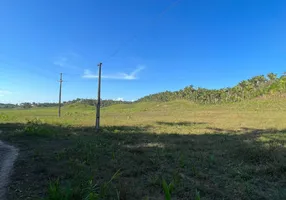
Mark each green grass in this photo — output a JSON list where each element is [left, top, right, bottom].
[[1, 99, 286, 199]]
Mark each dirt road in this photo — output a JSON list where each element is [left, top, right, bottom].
[[0, 136, 18, 200]]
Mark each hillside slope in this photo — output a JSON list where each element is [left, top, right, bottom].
[[138, 73, 286, 104]]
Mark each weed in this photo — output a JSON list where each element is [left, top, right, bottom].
[[100, 169, 121, 196], [148, 174, 160, 187], [45, 170, 121, 200], [195, 189, 201, 200], [191, 164, 197, 176], [178, 153, 185, 168], [112, 151, 116, 161], [23, 118, 53, 136], [113, 129, 120, 134], [162, 179, 175, 200], [209, 154, 215, 165], [46, 179, 72, 200], [83, 180, 99, 200], [0, 113, 10, 121]]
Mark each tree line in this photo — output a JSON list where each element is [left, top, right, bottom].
[[137, 73, 286, 104], [63, 98, 132, 107], [2, 73, 285, 108], [0, 99, 131, 109]]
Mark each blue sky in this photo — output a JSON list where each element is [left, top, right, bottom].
[[1, 0, 286, 103]]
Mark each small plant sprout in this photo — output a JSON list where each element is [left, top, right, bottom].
[[162, 179, 175, 200], [195, 189, 201, 200]]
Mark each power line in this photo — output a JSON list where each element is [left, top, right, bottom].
[[102, 0, 184, 63], [157, 0, 182, 19]]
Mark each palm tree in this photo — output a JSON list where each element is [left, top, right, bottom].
[[267, 73, 277, 81]]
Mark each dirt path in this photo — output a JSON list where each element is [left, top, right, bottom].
[[0, 134, 18, 200]]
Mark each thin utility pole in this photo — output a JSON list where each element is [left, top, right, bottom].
[[58, 73, 63, 117], [95, 63, 102, 130]]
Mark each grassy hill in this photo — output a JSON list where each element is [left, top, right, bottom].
[[138, 73, 286, 104], [1, 77, 286, 199]]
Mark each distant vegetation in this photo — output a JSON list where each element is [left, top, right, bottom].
[[2, 73, 286, 109], [0, 103, 16, 109], [0, 99, 131, 109], [63, 98, 132, 107], [138, 73, 286, 104]]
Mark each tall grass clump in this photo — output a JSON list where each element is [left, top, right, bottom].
[[44, 170, 121, 200]]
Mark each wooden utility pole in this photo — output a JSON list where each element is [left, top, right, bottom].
[[58, 73, 63, 117], [95, 63, 102, 130]]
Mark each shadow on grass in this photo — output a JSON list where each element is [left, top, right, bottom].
[[156, 121, 207, 126], [0, 122, 286, 200]]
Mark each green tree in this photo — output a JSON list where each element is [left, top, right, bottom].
[[267, 73, 277, 81]]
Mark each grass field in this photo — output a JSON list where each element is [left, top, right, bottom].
[[1, 98, 286, 199]]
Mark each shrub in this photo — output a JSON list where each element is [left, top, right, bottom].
[[23, 119, 53, 136]]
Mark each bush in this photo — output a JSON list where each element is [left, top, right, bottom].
[[23, 119, 53, 136], [0, 113, 9, 121]]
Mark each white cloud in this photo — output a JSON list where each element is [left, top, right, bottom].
[[82, 65, 145, 80], [53, 57, 68, 67], [53, 55, 80, 70], [115, 97, 124, 101], [82, 69, 96, 78], [0, 90, 12, 97]]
